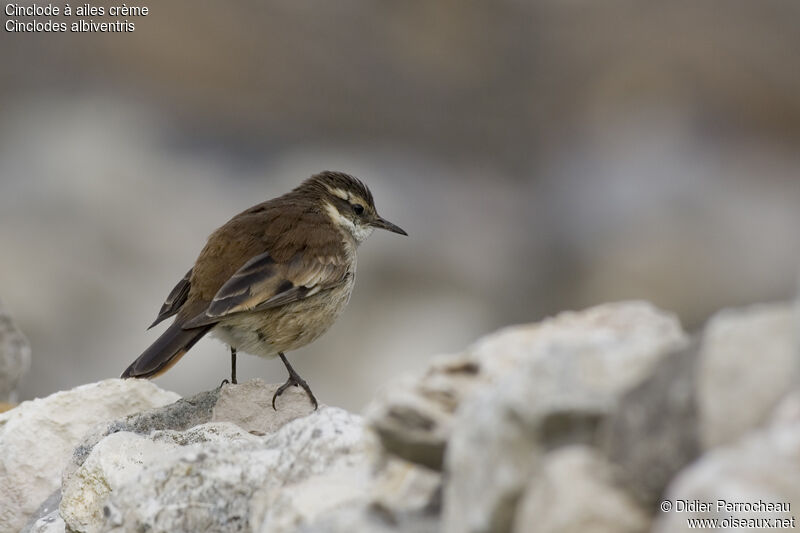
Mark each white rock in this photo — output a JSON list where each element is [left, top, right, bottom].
[[654, 392, 800, 533], [27, 511, 66, 533], [0, 299, 31, 403], [60, 406, 367, 533], [251, 464, 370, 533], [601, 341, 700, 507], [255, 451, 441, 533], [250, 407, 373, 533], [366, 353, 484, 469], [61, 422, 255, 533], [443, 301, 686, 533], [698, 302, 800, 449], [213, 378, 318, 434], [0, 379, 180, 533], [61, 378, 315, 489], [512, 446, 649, 533]]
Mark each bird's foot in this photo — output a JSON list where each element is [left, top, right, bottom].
[[218, 376, 237, 388], [272, 368, 318, 411]]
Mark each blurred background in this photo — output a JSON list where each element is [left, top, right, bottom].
[[1, 1, 798, 410]]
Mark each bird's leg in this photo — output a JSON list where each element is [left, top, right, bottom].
[[272, 352, 318, 410], [219, 347, 238, 387], [230, 347, 237, 384]]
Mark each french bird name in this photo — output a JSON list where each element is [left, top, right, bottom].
[[5, 3, 149, 33]]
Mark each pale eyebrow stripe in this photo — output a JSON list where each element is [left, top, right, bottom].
[[327, 187, 350, 201]]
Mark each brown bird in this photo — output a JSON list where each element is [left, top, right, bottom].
[[121, 171, 407, 409]]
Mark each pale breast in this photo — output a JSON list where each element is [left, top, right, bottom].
[[211, 272, 356, 359]]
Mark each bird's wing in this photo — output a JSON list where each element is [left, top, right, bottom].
[[148, 268, 193, 329], [182, 251, 350, 328]]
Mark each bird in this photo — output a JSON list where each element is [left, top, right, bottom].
[[121, 171, 407, 409]]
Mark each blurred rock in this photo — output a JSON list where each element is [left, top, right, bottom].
[[602, 341, 701, 508], [366, 354, 483, 470], [298, 501, 440, 533], [698, 302, 799, 449], [20, 491, 62, 533], [0, 299, 31, 403], [250, 447, 438, 533], [11, 299, 800, 533], [369, 301, 686, 476], [439, 301, 686, 533], [0, 379, 179, 533], [512, 446, 649, 533], [286, 448, 441, 533], [27, 511, 65, 533], [654, 391, 800, 532]]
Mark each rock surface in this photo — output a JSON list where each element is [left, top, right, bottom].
[[602, 341, 701, 508], [438, 302, 687, 533], [20, 491, 63, 533], [63, 378, 315, 483], [654, 391, 800, 532], [52, 379, 439, 533], [26, 510, 65, 533], [697, 302, 799, 449], [0, 298, 31, 403], [512, 446, 649, 533], [8, 299, 800, 533], [0, 379, 180, 533], [70, 411, 363, 533], [366, 354, 482, 470]]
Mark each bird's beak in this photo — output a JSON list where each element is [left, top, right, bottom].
[[372, 216, 408, 236]]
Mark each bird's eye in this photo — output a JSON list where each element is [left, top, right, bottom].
[[352, 204, 365, 215]]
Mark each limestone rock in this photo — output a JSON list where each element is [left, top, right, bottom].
[[26, 511, 65, 533], [261, 453, 442, 533], [369, 301, 687, 474], [0, 299, 31, 403], [653, 392, 800, 532], [16, 299, 799, 533], [58, 403, 366, 532], [58, 378, 441, 533], [213, 377, 317, 434], [698, 302, 800, 449], [512, 446, 649, 533], [0, 379, 180, 533], [298, 502, 440, 533], [59, 380, 321, 533], [61, 422, 257, 533], [20, 490, 61, 533], [441, 301, 687, 533], [65, 378, 313, 483], [602, 341, 701, 507], [366, 354, 483, 470]]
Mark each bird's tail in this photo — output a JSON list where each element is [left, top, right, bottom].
[[121, 322, 213, 379]]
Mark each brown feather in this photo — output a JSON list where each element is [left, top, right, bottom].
[[178, 186, 351, 327], [148, 268, 192, 329], [121, 321, 212, 379]]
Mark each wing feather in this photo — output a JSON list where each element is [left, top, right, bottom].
[[182, 251, 350, 328], [148, 268, 192, 329]]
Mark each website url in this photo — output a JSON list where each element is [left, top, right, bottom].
[[688, 516, 796, 529]]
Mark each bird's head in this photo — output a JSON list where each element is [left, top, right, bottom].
[[301, 171, 407, 244]]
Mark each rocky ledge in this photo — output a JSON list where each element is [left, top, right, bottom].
[[1, 300, 798, 533]]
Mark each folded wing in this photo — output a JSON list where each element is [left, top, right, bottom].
[[182, 250, 350, 328], [148, 268, 193, 329]]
